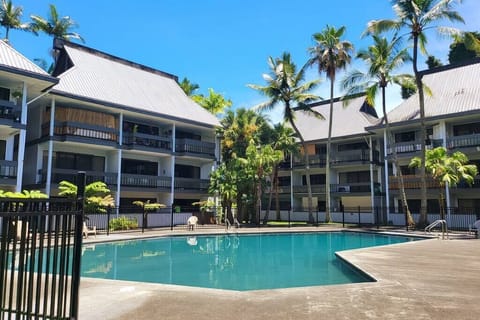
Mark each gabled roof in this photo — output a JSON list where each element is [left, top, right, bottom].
[[0, 40, 57, 83], [51, 40, 219, 128], [293, 95, 378, 143], [384, 58, 480, 125]]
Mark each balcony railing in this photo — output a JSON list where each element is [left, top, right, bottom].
[[331, 150, 379, 165], [446, 134, 480, 149], [38, 168, 117, 185], [175, 138, 215, 157], [291, 182, 376, 194], [0, 160, 17, 178], [292, 155, 326, 168], [123, 132, 172, 151], [42, 121, 118, 142], [121, 174, 171, 189], [174, 178, 210, 192], [0, 100, 20, 122], [386, 139, 439, 155], [388, 175, 440, 190]]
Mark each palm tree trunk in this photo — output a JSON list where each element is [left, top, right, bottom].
[[264, 170, 275, 224], [325, 78, 334, 223], [274, 167, 281, 220], [382, 86, 414, 227], [413, 35, 429, 227], [288, 118, 314, 223]]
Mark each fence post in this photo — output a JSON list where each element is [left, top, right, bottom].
[[107, 207, 111, 236], [316, 208, 319, 227], [342, 207, 345, 228], [376, 207, 379, 229], [358, 206, 361, 226], [170, 205, 174, 231], [71, 171, 86, 319], [142, 207, 146, 233], [288, 208, 291, 228]]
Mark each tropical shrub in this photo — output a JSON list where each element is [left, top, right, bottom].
[[109, 216, 138, 231]]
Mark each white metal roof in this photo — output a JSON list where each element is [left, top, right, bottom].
[[386, 59, 480, 124], [52, 42, 220, 127], [0, 40, 51, 76], [293, 95, 378, 142]]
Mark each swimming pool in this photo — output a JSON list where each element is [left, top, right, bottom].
[[80, 232, 417, 291]]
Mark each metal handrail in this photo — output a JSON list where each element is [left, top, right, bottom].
[[425, 219, 449, 239]]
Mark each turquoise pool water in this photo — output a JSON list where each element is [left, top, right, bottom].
[[80, 232, 417, 291]]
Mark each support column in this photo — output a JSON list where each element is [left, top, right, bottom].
[[46, 98, 55, 197], [15, 82, 27, 192], [170, 123, 176, 206], [383, 130, 390, 222], [369, 136, 375, 212], [116, 113, 123, 208]]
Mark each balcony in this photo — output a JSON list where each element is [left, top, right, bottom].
[[42, 121, 118, 143], [446, 134, 480, 149], [292, 183, 377, 194], [174, 178, 210, 192], [175, 138, 215, 157], [38, 168, 117, 186], [292, 155, 326, 168], [123, 132, 172, 152], [386, 139, 439, 156], [0, 160, 17, 185], [388, 175, 440, 190], [121, 174, 171, 190], [331, 150, 379, 165], [0, 100, 20, 122]]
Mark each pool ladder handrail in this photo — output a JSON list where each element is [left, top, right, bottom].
[[425, 219, 449, 239]]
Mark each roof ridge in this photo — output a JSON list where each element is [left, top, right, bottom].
[[54, 38, 179, 82]]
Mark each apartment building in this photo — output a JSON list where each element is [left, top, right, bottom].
[[275, 95, 382, 215], [367, 58, 480, 218], [19, 39, 219, 208], [0, 40, 58, 192]]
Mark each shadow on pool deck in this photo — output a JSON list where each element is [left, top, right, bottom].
[[79, 227, 480, 320]]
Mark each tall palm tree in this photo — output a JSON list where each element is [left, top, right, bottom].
[[30, 4, 84, 43], [264, 122, 299, 223], [249, 52, 320, 223], [365, 0, 464, 227], [0, 0, 31, 42], [308, 25, 353, 223], [193, 88, 232, 115], [342, 34, 416, 226]]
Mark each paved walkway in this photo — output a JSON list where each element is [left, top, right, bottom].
[[79, 228, 480, 320]]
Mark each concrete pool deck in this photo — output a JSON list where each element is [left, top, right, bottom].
[[79, 227, 480, 319]]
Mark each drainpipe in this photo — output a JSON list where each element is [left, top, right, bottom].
[[369, 136, 375, 215]]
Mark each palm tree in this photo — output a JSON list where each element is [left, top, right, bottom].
[[193, 88, 232, 115], [0, 0, 31, 42], [410, 147, 478, 222], [365, 0, 464, 227], [248, 52, 320, 223], [264, 123, 299, 223], [30, 4, 84, 43], [59, 180, 114, 214], [342, 34, 415, 226], [308, 25, 353, 223], [179, 77, 200, 96]]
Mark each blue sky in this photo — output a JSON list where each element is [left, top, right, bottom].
[[8, 0, 480, 122]]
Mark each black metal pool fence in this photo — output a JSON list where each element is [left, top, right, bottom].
[[81, 205, 479, 233]]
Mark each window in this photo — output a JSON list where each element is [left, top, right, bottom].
[[339, 171, 370, 184], [400, 165, 415, 175], [395, 131, 415, 143], [53, 152, 105, 171], [337, 142, 368, 152], [315, 145, 326, 155], [453, 122, 480, 136], [277, 176, 291, 186], [397, 199, 439, 214], [175, 164, 200, 178], [0, 87, 10, 101], [123, 121, 159, 135], [302, 174, 325, 185], [177, 130, 201, 140], [122, 159, 158, 175]]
